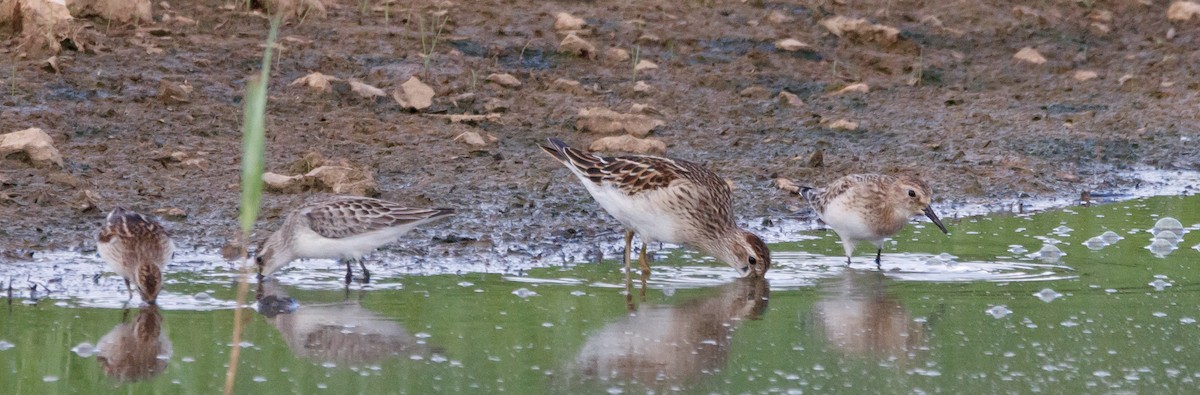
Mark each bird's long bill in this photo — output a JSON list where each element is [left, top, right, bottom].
[[923, 206, 949, 234]]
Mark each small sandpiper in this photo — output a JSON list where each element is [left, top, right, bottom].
[[539, 138, 770, 278], [789, 174, 948, 266], [255, 196, 455, 284], [97, 207, 173, 305]]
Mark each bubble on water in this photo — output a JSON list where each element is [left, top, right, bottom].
[[409, 354, 424, 361], [321, 361, 337, 368], [71, 342, 95, 357], [542, 322, 554, 328], [1153, 217, 1184, 235], [193, 292, 212, 301], [1100, 231, 1123, 244], [1147, 239, 1176, 257], [1094, 370, 1111, 378], [1149, 279, 1172, 291], [1053, 225, 1073, 234], [570, 290, 586, 297], [937, 253, 957, 262], [457, 281, 474, 287], [415, 332, 431, 339], [43, 376, 58, 382], [1060, 320, 1079, 327], [1030, 244, 1064, 262], [182, 356, 195, 363], [1153, 230, 1181, 245], [512, 288, 537, 298], [1083, 237, 1108, 250], [1152, 312, 1168, 318], [1105, 288, 1118, 294], [252, 376, 267, 383], [986, 305, 1012, 319], [1194, 243, 1200, 252], [1035, 288, 1063, 303], [606, 387, 624, 395], [1180, 317, 1196, 324], [0, 340, 15, 351], [430, 354, 448, 363], [812, 364, 825, 371], [1007, 245, 1028, 255]]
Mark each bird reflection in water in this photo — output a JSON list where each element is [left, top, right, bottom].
[[810, 270, 932, 364], [255, 280, 441, 365], [572, 277, 769, 387], [96, 306, 172, 382]]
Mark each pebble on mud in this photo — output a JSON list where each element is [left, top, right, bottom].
[[739, 86, 771, 99], [1, 128, 64, 168], [826, 119, 859, 131], [1118, 74, 1134, 85], [766, 10, 794, 24], [778, 91, 804, 107], [1168, 1, 1200, 21], [554, 12, 586, 31], [550, 78, 584, 94], [1013, 47, 1046, 65], [589, 135, 666, 155], [348, 79, 386, 98], [629, 103, 661, 115], [157, 79, 193, 104], [819, 16, 900, 45], [774, 178, 801, 194], [152, 207, 186, 221], [604, 47, 630, 63], [1073, 70, 1099, 82], [264, 163, 377, 196], [2, 0, 73, 56], [576, 108, 663, 137], [67, 0, 151, 23], [634, 60, 658, 72], [290, 72, 341, 93], [559, 33, 597, 58], [485, 73, 522, 88], [632, 81, 652, 94], [832, 83, 869, 95], [775, 38, 810, 52], [392, 77, 434, 111], [454, 131, 495, 148]]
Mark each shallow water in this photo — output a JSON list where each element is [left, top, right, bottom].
[[2, 195, 1199, 393]]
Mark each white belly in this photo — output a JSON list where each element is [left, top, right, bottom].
[[581, 180, 683, 244], [290, 224, 419, 260], [820, 199, 880, 243]]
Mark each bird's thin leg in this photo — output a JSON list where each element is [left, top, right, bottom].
[[875, 248, 883, 270], [623, 230, 634, 278], [343, 260, 353, 285], [638, 242, 651, 277], [359, 260, 371, 284], [845, 256, 852, 266], [124, 278, 133, 300]]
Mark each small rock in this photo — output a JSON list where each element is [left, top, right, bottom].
[[775, 38, 810, 52], [778, 91, 803, 107], [819, 16, 900, 45], [1089, 22, 1110, 35], [42, 56, 60, 74], [152, 207, 187, 221], [1014, 47, 1046, 65], [636, 33, 662, 44], [486, 73, 521, 88], [1118, 74, 1134, 85], [632, 81, 652, 94], [827, 119, 858, 131], [589, 134, 666, 155], [454, 131, 491, 147], [392, 76, 434, 110], [634, 60, 658, 72], [554, 12, 585, 31], [559, 33, 597, 58], [603, 47, 630, 63], [0, 128, 64, 168], [576, 107, 663, 137], [264, 163, 377, 196], [766, 10, 794, 24], [774, 178, 800, 194], [1167, 1, 1200, 21], [157, 79, 193, 104], [348, 79, 386, 98], [738, 86, 771, 99], [833, 83, 869, 95], [289, 72, 340, 93], [1073, 70, 1099, 81], [440, 113, 502, 124], [629, 103, 661, 115], [550, 78, 584, 94], [262, 172, 303, 190], [483, 98, 509, 113]]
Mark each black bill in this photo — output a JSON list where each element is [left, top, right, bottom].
[[923, 206, 949, 234]]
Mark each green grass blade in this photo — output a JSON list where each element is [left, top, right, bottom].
[[238, 18, 281, 234]]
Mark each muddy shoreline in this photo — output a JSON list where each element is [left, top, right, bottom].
[[2, 1, 1198, 261]]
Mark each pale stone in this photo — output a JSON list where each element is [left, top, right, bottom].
[[485, 73, 521, 88], [1073, 70, 1099, 82], [559, 33, 596, 58], [775, 38, 810, 51], [554, 12, 585, 31], [290, 72, 341, 93], [589, 134, 666, 155], [1014, 47, 1046, 65], [0, 127, 63, 167], [576, 107, 663, 137], [1168, 1, 1200, 21], [392, 77, 434, 110]]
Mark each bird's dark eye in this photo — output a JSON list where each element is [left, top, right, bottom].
[[255, 256, 263, 265], [748, 256, 758, 266], [907, 189, 917, 198]]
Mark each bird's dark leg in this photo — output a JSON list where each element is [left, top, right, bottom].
[[343, 260, 353, 285], [358, 260, 371, 284], [638, 242, 651, 277], [623, 230, 634, 278], [875, 248, 883, 270], [124, 278, 133, 300], [845, 256, 852, 266]]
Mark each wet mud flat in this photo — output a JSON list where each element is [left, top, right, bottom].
[[2, 1, 1199, 265]]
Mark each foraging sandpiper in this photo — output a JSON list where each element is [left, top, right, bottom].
[[539, 138, 770, 278], [96, 306, 171, 382], [97, 207, 173, 305], [255, 196, 454, 284], [790, 174, 949, 266]]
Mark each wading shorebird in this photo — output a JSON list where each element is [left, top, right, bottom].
[[539, 138, 770, 278], [97, 207, 173, 305], [788, 174, 949, 267], [255, 196, 455, 284]]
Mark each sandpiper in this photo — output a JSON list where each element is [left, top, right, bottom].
[[539, 138, 770, 278], [97, 207, 173, 305], [96, 306, 172, 382], [790, 174, 948, 266], [255, 196, 454, 284]]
